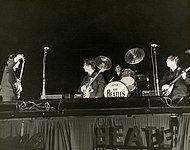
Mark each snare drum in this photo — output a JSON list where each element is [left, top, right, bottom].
[[104, 81, 129, 98]]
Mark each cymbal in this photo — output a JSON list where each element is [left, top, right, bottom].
[[136, 74, 147, 82], [95, 56, 112, 71], [125, 48, 145, 64]]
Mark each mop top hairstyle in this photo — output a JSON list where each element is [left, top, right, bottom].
[[84, 59, 96, 70], [7, 54, 17, 65], [167, 55, 179, 65]]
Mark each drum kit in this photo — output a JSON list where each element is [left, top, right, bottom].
[[94, 48, 147, 98]]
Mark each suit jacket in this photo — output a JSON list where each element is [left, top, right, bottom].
[[160, 67, 190, 99], [0, 61, 17, 101], [78, 71, 105, 98]]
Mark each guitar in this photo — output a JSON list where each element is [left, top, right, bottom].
[[162, 67, 190, 96], [15, 59, 25, 99], [82, 68, 104, 98]]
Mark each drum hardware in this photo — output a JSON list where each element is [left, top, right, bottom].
[[136, 74, 147, 82], [121, 68, 135, 77], [124, 48, 147, 96], [120, 68, 136, 92], [124, 48, 145, 65], [120, 68, 135, 84], [134, 74, 148, 96]]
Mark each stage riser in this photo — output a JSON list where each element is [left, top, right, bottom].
[[0, 97, 190, 119]]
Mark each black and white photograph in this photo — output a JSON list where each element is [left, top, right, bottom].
[[0, 0, 190, 149]]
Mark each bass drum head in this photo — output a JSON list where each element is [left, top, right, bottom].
[[104, 81, 129, 98]]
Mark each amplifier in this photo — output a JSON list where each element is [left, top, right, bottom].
[[44, 94, 63, 100], [0, 102, 17, 111], [74, 94, 83, 98], [142, 90, 163, 96]]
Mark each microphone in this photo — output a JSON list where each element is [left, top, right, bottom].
[[151, 44, 158, 48], [44, 47, 50, 50]]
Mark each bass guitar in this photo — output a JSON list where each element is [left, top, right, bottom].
[[82, 68, 104, 98], [162, 67, 190, 96], [15, 58, 25, 99]]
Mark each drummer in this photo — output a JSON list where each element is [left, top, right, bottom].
[[109, 65, 122, 82], [120, 68, 137, 95]]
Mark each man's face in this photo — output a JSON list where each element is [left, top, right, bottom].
[[115, 65, 121, 73], [83, 63, 92, 72], [166, 59, 176, 68]]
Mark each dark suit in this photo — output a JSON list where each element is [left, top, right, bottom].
[[0, 61, 17, 102], [78, 71, 105, 98], [160, 67, 190, 100]]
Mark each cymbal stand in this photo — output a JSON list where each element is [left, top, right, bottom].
[[134, 66, 140, 96], [150, 44, 160, 96], [40, 47, 49, 100]]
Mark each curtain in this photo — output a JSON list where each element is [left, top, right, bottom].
[[177, 115, 190, 150], [0, 114, 189, 150]]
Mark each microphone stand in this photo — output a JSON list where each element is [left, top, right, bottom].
[[40, 47, 49, 100], [151, 44, 160, 96]]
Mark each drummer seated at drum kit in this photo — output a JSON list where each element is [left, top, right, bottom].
[[109, 65, 137, 96]]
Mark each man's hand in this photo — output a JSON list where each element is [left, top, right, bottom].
[[162, 84, 169, 91], [14, 54, 24, 62], [181, 71, 187, 79], [15, 79, 23, 93], [81, 85, 87, 92]]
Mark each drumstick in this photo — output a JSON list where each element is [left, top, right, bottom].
[[109, 77, 114, 82]]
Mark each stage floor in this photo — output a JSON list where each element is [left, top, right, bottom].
[[0, 96, 190, 119]]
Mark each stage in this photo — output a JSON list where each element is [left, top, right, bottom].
[[0, 96, 190, 150], [0, 96, 190, 119]]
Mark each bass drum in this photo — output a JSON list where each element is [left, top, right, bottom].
[[104, 81, 129, 98]]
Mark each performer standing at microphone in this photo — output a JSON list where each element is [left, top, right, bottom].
[[0, 54, 24, 102], [160, 55, 190, 102], [78, 58, 105, 98]]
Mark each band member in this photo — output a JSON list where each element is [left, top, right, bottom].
[[109, 65, 122, 82], [110, 66, 137, 96], [78, 58, 105, 98], [0, 54, 24, 102], [160, 55, 190, 101]]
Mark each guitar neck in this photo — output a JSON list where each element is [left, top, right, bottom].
[[19, 61, 25, 80], [88, 69, 103, 87], [169, 74, 182, 86], [169, 67, 190, 86]]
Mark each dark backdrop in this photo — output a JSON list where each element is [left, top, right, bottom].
[[0, 0, 190, 100]]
